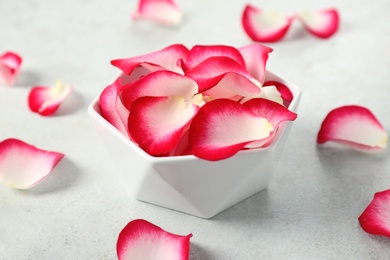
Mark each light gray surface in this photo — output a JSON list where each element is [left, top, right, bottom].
[[1, 0, 390, 259]]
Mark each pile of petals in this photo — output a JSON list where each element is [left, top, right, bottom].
[[242, 5, 339, 42], [28, 80, 73, 116], [132, 0, 182, 26], [0, 51, 22, 85], [317, 105, 388, 152], [99, 43, 298, 161], [0, 138, 64, 189], [117, 219, 192, 260], [359, 189, 390, 238]]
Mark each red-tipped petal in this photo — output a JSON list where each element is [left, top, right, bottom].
[[0, 138, 64, 189], [242, 5, 292, 42], [0, 51, 22, 85], [189, 99, 274, 161], [111, 44, 189, 75], [28, 81, 72, 116], [128, 96, 199, 155], [317, 105, 388, 151], [239, 43, 273, 84], [117, 219, 192, 260], [121, 71, 198, 110], [264, 80, 294, 106], [297, 9, 339, 39], [99, 79, 130, 137], [359, 190, 390, 238], [185, 56, 259, 94], [183, 45, 246, 71], [132, 0, 182, 26]]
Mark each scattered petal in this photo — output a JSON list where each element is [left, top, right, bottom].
[[128, 96, 200, 155], [0, 51, 22, 85], [297, 8, 339, 39], [121, 71, 199, 111], [239, 43, 273, 84], [99, 78, 130, 137], [263, 80, 294, 106], [111, 44, 189, 75], [317, 105, 388, 151], [0, 138, 64, 189], [117, 219, 192, 260], [242, 5, 293, 42], [359, 189, 390, 238], [132, 0, 182, 26], [189, 99, 274, 161], [28, 80, 73, 116]]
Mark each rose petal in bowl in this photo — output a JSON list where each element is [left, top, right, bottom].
[[317, 105, 388, 151], [132, 0, 182, 26], [0, 51, 22, 85], [297, 8, 339, 39], [242, 4, 293, 42], [0, 138, 64, 189], [117, 219, 192, 260]]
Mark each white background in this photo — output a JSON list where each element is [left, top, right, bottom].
[[1, 0, 390, 259]]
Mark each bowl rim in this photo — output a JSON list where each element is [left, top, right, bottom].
[[88, 70, 302, 163]]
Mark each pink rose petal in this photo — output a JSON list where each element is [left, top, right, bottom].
[[263, 80, 294, 107], [242, 5, 293, 42], [28, 80, 72, 116], [317, 105, 388, 151], [297, 8, 339, 39], [121, 70, 199, 111], [189, 99, 274, 161], [99, 78, 130, 137], [239, 44, 273, 84], [111, 44, 189, 75], [117, 219, 192, 260], [0, 138, 64, 189], [359, 189, 390, 238], [0, 51, 22, 85], [128, 96, 200, 155], [132, 0, 182, 26]]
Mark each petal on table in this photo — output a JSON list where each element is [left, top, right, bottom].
[[128, 96, 200, 155], [359, 189, 390, 238], [189, 99, 274, 161], [0, 51, 22, 85], [121, 71, 198, 110], [297, 8, 339, 39], [28, 81, 72, 116], [239, 43, 273, 84], [185, 56, 259, 93], [317, 105, 388, 151], [183, 45, 246, 71], [263, 80, 294, 106], [242, 5, 292, 42], [99, 78, 130, 137], [132, 0, 182, 26], [111, 44, 189, 75], [0, 138, 64, 189], [117, 219, 192, 260]]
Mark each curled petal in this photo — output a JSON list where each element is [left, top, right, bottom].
[[121, 71, 199, 110], [28, 81, 72, 116], [185, 56, 259, 94], [189, 99, 274, 161], [128, 96, 200, 155], [0, 51, 22, 85], [183, 45, 246, 71], [99, 79, 130, 137], [0, 138, 64, 189], [111, 44, 189, 75], [297, 9, 339, 39], [242, 5, 292, 42], [132, 0, 182, 26], [263, 80, 294, 107], [239, 43, 273, 84], [117, 219, 192, 260], [359, 190, 390, 238], [317, 105, 388, 151]]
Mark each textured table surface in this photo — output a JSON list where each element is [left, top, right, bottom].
[[1, 0, 390, 259]]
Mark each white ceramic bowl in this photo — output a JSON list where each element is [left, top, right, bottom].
[[88, 71, 301, 218]]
